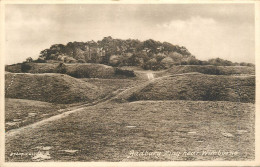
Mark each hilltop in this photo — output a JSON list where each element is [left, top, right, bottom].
[[25, 37, 254, 71]]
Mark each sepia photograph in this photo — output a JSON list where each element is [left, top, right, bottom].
[[0, 0, 259, 166]]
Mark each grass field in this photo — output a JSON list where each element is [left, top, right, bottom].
[[5, 98, 67, 131], [5, 100, 254, 161], [5, 77, 141, 131]]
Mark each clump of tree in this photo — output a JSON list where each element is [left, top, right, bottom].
[[35, 37, 254, 70], [207, 58, 233, 66], [206, 58, 254, 67], [36, 37, 193, 70]]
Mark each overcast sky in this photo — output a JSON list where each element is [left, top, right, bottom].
[[5, 4, 255, 65]]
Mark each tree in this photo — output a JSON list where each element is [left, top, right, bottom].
[[109, 55, 120, 66], [208, 58, 234, 66], [155, 53, 166, 62], [187, 57, 200, 65], [144, 58, 158, 70], [128, 53, 148, 67], [26, 57, 33, 63], [161, 57, 174, 69]]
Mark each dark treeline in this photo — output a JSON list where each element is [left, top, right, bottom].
[[30, 36, 254, 70]]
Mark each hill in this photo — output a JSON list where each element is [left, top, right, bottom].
[[125, 73, 255, 103], [5, 73, 102, 104], [5, 63, 136, 79]]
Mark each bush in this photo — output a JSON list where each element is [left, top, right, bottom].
[[115, 68, 136, 77], [240, 62, 255, 67], [21, 63, 32, 72], [208, 58, 233, 66], [26, 57, 33, 63], [34, 58, 46, 63], [70, 70, 90, 78]]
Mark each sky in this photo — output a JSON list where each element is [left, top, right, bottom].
[[5, 4, 255, 65]]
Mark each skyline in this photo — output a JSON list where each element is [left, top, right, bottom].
[[5, 4, 255, 65]]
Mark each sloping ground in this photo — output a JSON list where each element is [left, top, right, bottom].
[[5, 73, 101, 104], [5, 98, 66, 131], [81, 78, 143, 96], [127, 73, 255, 103], [5, 63, 57, 73], [5, 63, 135, 79], [155, 65, 255, 77], [5, 64, 22, 73], [5, 78, 141, 131], [5, 101, 254, 161]]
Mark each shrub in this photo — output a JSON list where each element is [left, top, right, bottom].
[[115, 68, 136, 77], [34, 58, 46, 63], [240, 62, 255, 67], [208, 58, 233, 66], [70, 70, 90, 78], [21, 63, 32, 72]]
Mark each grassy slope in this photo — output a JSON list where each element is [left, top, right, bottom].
[[5, 63, 135, 79], [155, 65, 255, 77], [127, 73, 255, 103], [5, 98, 67, 131], [5, 63, 57, 73], [5, 73, 102, 104], [5, 100, 254, 161]]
